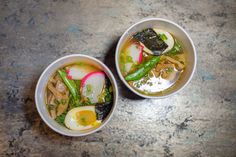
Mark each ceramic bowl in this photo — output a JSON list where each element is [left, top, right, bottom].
[[35, 54, 118, 136], [115, 18, 197, 98]]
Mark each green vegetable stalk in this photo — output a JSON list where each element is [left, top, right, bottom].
[[55, 112, 67, 126], [166, 40, 181, 56], [125, 56, 160, 81], [58, 69, 80, 101]]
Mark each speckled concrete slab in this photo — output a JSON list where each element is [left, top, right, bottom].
[[0, 0, 236, 157]]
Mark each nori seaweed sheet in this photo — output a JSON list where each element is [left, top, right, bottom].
[[95, 102, 113, 121], [133, 28, 168, 56], [95, 78, 113, 121]]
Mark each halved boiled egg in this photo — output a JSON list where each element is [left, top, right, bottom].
[[64, 106, 101, 131], [153, 28, 174, 53]]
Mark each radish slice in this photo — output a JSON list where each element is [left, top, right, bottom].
[[124, 43, 143, 73], [125, 63, 133, 74], [66, 65, 96, 80], [81, 72, 105, 104], [126, 43, 143, 63], [138, 44, 144, 63], [122, 43, 143, 74], [153, 29, 174, 53]]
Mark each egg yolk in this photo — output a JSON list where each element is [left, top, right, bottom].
[[76, 110, 96, 126]]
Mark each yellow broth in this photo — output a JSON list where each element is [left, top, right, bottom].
[[44, 63, 113, 130], [119, 32, 186, 95]]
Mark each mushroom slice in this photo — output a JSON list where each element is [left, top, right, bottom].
[[47, 82, 67, 100], [48, 96, 57, 119], [55, 80, 67, 94], [162, 56, 185, 70]]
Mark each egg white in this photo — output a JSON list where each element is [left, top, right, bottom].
[[64, 106, 101, 131], [153, 28, 174, 53]]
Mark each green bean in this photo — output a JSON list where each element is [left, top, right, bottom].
[[58, 69, 80, 101], [125, 56, 160, 81]]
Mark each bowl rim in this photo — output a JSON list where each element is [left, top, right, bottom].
[[35, 54, 118, 136], [115, 17, 197, 99]]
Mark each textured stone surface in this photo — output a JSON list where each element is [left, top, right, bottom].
[[0, 0, 236, 157]]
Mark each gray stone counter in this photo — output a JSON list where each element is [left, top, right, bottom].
[[0, 0, 235, 157]]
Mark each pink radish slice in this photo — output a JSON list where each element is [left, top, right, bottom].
[[65, 69, 73, 80], [66, 65, 96, 80], [124, 43, 143, 73], [81, 72, 105, 104], [126, 43, 143, 63], [138, 44, 144, 63]]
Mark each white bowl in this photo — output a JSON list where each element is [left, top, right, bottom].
[[35, 54, 118, 136], [115, 18, 197, 98]]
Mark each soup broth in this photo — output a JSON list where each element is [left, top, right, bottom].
[[45, 63, 113, 131], [119, 28, 186, 95]]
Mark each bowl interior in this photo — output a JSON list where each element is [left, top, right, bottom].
[[116, 18, 196, 98], [35, 55, 118, 136]]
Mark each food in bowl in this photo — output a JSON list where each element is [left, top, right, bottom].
[[45, 63, 113, 131], [119, 28, 186, 95]]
